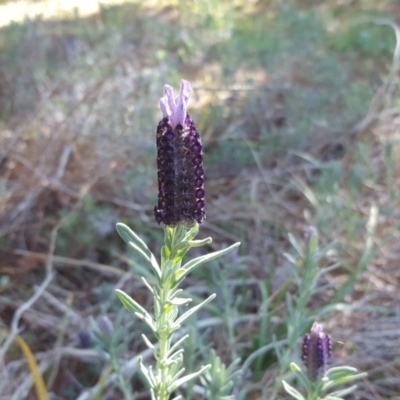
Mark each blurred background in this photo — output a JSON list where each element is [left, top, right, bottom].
[[0, 0, 399, 399]]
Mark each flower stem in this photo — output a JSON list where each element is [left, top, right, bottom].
[[116, 222, 238, 399], [154, 226, 182, 400], [155, 283, 173, 400]]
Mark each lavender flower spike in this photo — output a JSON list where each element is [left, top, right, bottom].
[[154, 80, 205, 226], [301, 322, 331, 380]]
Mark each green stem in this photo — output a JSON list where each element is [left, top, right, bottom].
[[307, 379, 324, 400], [116, 222, 227, 399], [155, 225, 181, 400], [156, 282, 173, 400], [306, 388, 319, 400]]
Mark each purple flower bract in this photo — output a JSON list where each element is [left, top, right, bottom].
[[301, 322, 332, 380], [154, 80, 206, 226]]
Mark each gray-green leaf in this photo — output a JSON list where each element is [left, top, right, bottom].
[[282, 380, 306, 400], [116, 223, 161, 280]]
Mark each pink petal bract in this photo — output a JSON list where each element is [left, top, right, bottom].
[[159, 80, 192, 129]]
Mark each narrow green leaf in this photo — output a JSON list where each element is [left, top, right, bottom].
[[168, 334, 189, 356], [307, 233, 318, 255], [290, 363, 312, 393], [323, 372, 367, 390], [168, 297, 192, 306], [142, 334, 155, 350], [148, 366, 157, 388], [163, 357, 182, 367], [290, 362, 302, 373], [116, 223, 148, 253], [116, 289, 146, 315], [162, 261, 177, 283], [226, 357, 242, 377], [283, 252, 298, 265], [170, 288, 183, 298], [183, 223, 199, 241], [116, 223, 161, 279], [326, 366, 358, 377], [288, 233, 303, 257], [141, 276, 154, 294], [169, 364, 211, 392], [175, 294, 216, 325], [116, 289, 156, 331], [171, 366, 186, 382], [328, 385, 358, 397], [161, 245, 170, 261], [138, 357, 155, 388], [164, 225, 174, 249], [169, 355, 184, 377], [167, 349, 185, 364], [282, 380, 306, 400], [188, 237, 213, 247], [181, 242, 240, 278]]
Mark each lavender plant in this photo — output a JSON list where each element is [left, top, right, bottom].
[[282, 322, 367, 400], [239, 227, 367, 400], [115, 80, 240, 400], [90, 315, 136, 400], [277, 230, 367, 400], [200, 350, 242, 400]]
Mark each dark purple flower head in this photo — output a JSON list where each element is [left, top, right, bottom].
[[154, 80, 205, 226], [301, 322, 331, 380], [78, 330, 92, 349]]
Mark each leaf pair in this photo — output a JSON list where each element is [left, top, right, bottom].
[[283, 362, 367, 400]]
